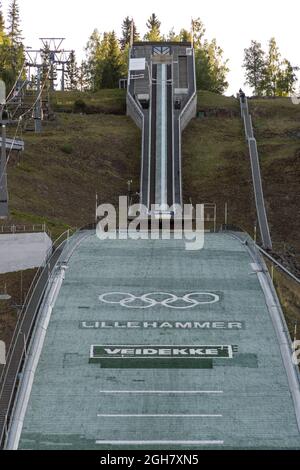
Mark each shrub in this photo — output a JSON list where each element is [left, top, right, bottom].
[[73, 99, 87, 113], [60, 143, 73, 155]]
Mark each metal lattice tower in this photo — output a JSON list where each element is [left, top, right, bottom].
[[22, 39, 74, 132]]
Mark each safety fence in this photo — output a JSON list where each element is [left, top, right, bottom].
[[240, 95, 272, 250], [222, 224, 300, 346], [260, 249, 300, 344], [0, 229, 73, 448], [0, 224, 49, 235]]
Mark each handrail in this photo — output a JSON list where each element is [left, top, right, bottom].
[[0, 228, 91, 448], [0, 231, 72, 448], [3, 229, 93, 450], [240, 95, 272, 250], [177, 48, 197, 206], [227, 230, 300, 413], [0, 233, 68, 383], [258, 246, 300, 285], [126, 89, 144, 127], [127, 79, 146, 207], [179, 49, 197, 132], [0, 224, 47, 233], [221, 223, 300, 285], [0, 229, 72, 384]]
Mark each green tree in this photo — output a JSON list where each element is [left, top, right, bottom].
[[0, 0, 24, 89], [101, 31, 122, 88], [66, 51, 79, 90], [120, 16, 139, 50], [196, 39, 229, 94], [0, 1, 5, 36], [7, 0, 22, 45], [85, 30, 123, 90], [0, 36, 11, 86], [77, 61, 90, 92], [119, 43, 130, 80], [167, 27, 180, 42], [179, 29, 191, 42], [144, 13, 162, 41], [276, 59, 298, 96], [40, 44, 56, 90], [85, 29, 102, 90], [242, 37, 298, 96], [264, 37, 281, 96], [94, 32, 110, 88], [166, 28, 191, 42], [192, 18, 206, 48], [190, 18, 228, 94], [243, 40, 266, 96]]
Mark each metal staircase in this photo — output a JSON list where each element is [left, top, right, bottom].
[[240, 94, 272, 250]]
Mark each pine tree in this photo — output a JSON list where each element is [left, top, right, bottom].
[[85, 29, 123, 90], [120, 17, 139, 50], [85, 29, 102, 90], [77, 61, 90, 92], [0, 1, 5, 36], [243, 41, 266, 96], [144, 13, 162, 41], [3, 0, 24, 85], [95, 32, 110, 88], [101, 31, 122, 88], [7, 0, 22, 45], [66, 51, 79, 90]]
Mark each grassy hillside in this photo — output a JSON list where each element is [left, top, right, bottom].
[[183, 91, 300, 269], [2, 89, 299, 258], [51, 89, 126, 115], [5, 98, 140, 237], [182, 92, 253, 232]]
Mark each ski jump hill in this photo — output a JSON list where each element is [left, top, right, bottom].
[[0, 42, 299, 450]]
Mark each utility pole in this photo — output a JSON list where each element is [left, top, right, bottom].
[[0, 124, 7, 203], [49, 51, 56, 92], [0, 80, 8, 219], [61, 62, 65, 91], [34, 65, 42, 133]]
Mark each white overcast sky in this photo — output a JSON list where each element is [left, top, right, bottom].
[[2, 0, 300, 95]]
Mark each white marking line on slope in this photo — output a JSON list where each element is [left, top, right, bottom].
[[97, 414, 222, 418], [98, 390, 224, 394], [95, 440, 224, 446]]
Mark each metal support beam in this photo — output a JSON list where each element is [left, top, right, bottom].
[[34, 66, 42, 133], [0, 123, 8, 218]]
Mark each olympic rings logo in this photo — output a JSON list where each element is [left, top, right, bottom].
[[99, 292, 220, 309]]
